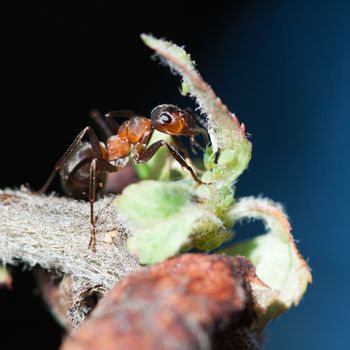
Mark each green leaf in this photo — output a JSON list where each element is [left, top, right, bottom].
[[116, 181, 192, 224], [115, 181, 202, 264], [141, 33, 252, 183], [115, 180, 226, 264], [127, 211, 201, 265], [219, 197, 312, 329], [180, 81, 190, 96]]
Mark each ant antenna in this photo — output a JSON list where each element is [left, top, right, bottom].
[[185, 107, 209, 131]]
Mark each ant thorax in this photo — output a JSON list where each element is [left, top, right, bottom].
[[119, 117, 151, 142], [107, 117, 151, 161]]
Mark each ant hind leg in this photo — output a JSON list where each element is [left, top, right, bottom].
[[104, 110, 136, 134], [37, 126, 103, 194], [88, 158, 123, 251]]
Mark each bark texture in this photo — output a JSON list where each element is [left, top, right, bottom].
[[62, 254, 260, 350]]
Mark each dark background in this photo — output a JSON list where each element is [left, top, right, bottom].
[[1, 1, 349, 349]]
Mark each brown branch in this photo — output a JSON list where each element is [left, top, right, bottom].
[[61, 254, 261, 350]]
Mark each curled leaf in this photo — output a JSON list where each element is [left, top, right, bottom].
[[141, 33, 252, 183], [220, 197, 312, 328]]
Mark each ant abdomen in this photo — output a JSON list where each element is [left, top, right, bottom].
[[60, 142, 106, 200]]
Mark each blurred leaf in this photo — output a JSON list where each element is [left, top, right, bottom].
[[0, 265, 12, 289], [132, 131, 173, 181]]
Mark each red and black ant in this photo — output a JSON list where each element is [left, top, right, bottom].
[[38, 104, 209, 250]]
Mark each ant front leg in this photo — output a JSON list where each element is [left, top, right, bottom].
[[172, 137, 204, 175], [88, 158, 123, 251], [134, 140, 204, 184], [38, 127, 102, 194]]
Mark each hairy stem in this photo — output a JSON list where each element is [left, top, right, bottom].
[[0, 188, 140, 290]]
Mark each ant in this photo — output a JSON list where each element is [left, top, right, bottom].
[[38, 104, 209, 251]]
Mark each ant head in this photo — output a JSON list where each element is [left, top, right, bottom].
[[150, 104, 188, 135]]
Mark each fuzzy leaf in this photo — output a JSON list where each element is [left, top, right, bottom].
[[141, 34, 252, 183], [220, 197, 312, 328], [114, 181, 207, 264]]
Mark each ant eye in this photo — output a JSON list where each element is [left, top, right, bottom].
[[159, 113, 173, 124]]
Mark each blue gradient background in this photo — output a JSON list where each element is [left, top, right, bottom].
[[2, 1, 349, 348], [200, 1, 349, 348]]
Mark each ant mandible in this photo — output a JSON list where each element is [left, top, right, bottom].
[[38, 104, 209, 251]]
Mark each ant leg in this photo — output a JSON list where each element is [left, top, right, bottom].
[[89, 158, 98, 251], [90, 109, 136, 139], [191, 127, 209, 145], [184, 107, 209, 131], [189, 134, 206, 155], [104, 110, 136, 134], [38, 127, 102, 194], [88, 158, 122, 250], [89, 110, 114, 140], [184, 107, 210, 145], [135, 140, 203, 184], [173, 136, 204, 175], [172, 136, 191, 159]]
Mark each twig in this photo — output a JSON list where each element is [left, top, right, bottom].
[[61, 254, 261, 350]]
